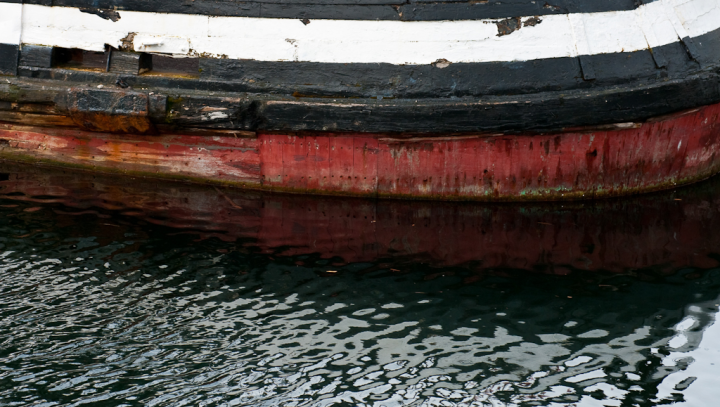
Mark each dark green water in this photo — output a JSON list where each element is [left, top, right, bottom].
[[0, 163, 719, 406]]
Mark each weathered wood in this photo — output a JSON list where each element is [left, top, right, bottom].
[[228, 102, 720, 200], [19, 2, 719, 65], [0, 100, 58, 114], [0, 111, 76, 127], [2, 63, 720, 134], [18, 45, 54, 68], [10, 22, 716, 103], [0, 100, 719, 200], [63, 88, 156, 134], [109, 51, 152, 75], [254, 71, 720, 134], [46, 0, 646, 20], [0, 124, 262, 184], [0, 43, 19, 76]]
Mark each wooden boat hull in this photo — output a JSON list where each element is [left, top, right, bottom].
[[2, 0, 720, 200], [1, 101, 720, 200]]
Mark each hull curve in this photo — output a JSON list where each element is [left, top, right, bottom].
[[1, 101, 719, 201], [2, 0, 720, 200]]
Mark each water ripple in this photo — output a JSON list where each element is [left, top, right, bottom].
[[0, 166, 718, 406]]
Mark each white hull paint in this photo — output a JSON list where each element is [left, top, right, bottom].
[[0, 2, 22, 46], [0, 0, 719, 65]]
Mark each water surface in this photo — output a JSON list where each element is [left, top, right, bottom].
[[0, 163, 719, 406]]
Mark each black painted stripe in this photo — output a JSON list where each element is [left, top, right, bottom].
[[3, 0, 660, 21], [17, 27, 718, 100], [195, 44, 692, 99], [256, 72, 720, 133], [8, 66, 720, 133], [7, 25, 720, 133]]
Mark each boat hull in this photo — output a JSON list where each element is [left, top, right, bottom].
[[1, 101, 720, 201]]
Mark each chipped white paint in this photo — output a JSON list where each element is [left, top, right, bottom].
[[134, 34, 190, 55], [14, 0, 720, 65], [203, 111, 229, 120], [0, 2, 22, 45]]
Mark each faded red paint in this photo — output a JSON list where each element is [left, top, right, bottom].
[[0, 102, 719, 200], [261, 135, 379, 194], [259, 104, 720, 200], [0, 126, 261, 184]]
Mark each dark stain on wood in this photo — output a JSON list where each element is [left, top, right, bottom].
[[495, 17, 522, 36], [79, 7, 121, 22], [48, 0, 651, 21], [62, 88, 155, 134], [523, 16, 542, 26]]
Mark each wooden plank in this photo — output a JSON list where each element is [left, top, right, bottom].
[[351, 136, 378, 194], [18, 45, 54, 68], [109, 51, 151, 75], [328, 136, 355, 193], [1, 101, 720, 200], [0, 124, 262, 185], [0, 111, 76, 127], [0, 44, 19, 76]]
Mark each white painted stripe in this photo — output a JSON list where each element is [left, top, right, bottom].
[[16, 0, 720, 65], [0, 2, 22, 45]]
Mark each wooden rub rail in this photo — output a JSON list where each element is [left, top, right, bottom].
[[1, 101, 719, 201]]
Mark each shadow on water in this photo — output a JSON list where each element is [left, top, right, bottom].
[[0, 162, 718, 406]]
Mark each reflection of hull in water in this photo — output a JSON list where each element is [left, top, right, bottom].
[[0, 161, 718, 405], [4, 214, 715, 406], [1, 162, 719, 273]]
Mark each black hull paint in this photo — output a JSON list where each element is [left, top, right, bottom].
[[11, 0, 659, 21], [1, 1, 719, 134]]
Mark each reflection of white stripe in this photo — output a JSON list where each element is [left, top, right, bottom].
[[0, 2, 22, 45], [14, 0, 720, 65]]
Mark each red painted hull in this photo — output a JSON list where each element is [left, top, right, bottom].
[[1, 102, 720, 200], [0, 162, 718, 274]]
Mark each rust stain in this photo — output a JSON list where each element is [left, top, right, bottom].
[[1, 100, 720, 201], [66, 88, 156, 134], [69, 112, 154, 134]]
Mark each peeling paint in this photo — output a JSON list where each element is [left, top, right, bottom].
[[1, 81, 720, 200], [79, 8, 121, 22], [495, 17, 523, 36], [11, 0, 720, 64]]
